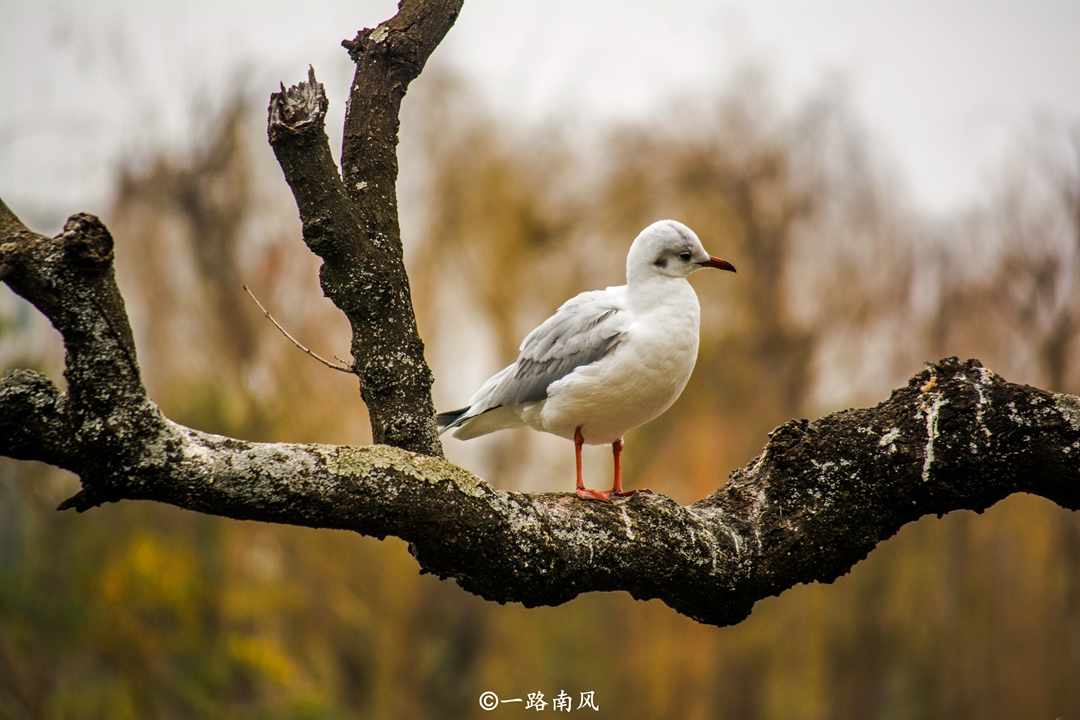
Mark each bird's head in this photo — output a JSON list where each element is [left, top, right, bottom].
[[626, 219, 736, 283]]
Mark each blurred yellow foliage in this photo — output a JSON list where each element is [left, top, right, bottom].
[[227, 635, 296, 686]]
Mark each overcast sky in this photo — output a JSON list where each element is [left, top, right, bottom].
[[2, 0, 1079, 226]]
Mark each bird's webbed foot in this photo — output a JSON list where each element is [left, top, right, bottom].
[[611, 488, 653, 498], [576, 487, 613, 503]]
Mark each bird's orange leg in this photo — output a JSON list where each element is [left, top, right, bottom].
[[610, 438, 652, 498], [575, 426, 612, 502], [612, 438, 624, 493]]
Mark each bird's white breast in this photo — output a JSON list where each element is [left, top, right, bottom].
[[527, 280, 701, 444]]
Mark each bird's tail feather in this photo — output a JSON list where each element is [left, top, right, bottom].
[[435, 407, 471, 434]]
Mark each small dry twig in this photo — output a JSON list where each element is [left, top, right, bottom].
[[243, 285, 353, 373]]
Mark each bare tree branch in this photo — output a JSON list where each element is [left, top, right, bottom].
[[0, 217, 1076, 624], [267, 2, 461, 458], [243, 284, 353, 373]]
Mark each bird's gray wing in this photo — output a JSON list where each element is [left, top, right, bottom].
[[469, 287, 632, 413]]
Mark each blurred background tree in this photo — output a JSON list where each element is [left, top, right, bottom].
[[2, 55, 1080, 720]]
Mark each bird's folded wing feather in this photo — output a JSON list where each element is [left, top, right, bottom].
[[468, 288, 632, 412]]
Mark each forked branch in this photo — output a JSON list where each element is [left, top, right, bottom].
[[0, 215, 1077, 626], [266, 4, 460, 455]]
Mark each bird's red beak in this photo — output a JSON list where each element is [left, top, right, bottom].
[[700, 256, 736, 272]]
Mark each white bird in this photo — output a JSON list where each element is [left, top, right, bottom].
[[437, 220, 735, 502]]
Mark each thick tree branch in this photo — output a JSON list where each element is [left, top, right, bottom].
[[334, 0, 460, 456], [340, 0, 462, 235], [267, 2, 461, 457], [0, 369, 66, 466], [0, 209, 1077, 625], [0, 206, 172, 508]]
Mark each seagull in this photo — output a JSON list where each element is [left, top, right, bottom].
[[437, 220, 735, 502]]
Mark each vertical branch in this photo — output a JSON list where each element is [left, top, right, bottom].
[[335, 0, 462, 455], [341, 0, 464, 247], [268, 1, 461, 457]]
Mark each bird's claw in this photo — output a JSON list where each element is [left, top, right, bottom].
[[611, 488, 653, 498], [576, 487, 653, 501], [576, 487, 613, 503]]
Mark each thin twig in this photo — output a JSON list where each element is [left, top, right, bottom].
[[243, 285, 353, 373]]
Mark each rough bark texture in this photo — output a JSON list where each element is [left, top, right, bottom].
[[268, 0, 463, 457], [3, 2, 1079, 628], [0, 209, 1077, 626]]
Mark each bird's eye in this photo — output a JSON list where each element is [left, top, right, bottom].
[[678, 251, 692, 262]]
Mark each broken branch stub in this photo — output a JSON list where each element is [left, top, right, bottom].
[[268, 63, 442, 456], [267, 65, 328, 141]]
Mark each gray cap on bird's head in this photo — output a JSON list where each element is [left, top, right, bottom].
[[626, 220, 735, 284]]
